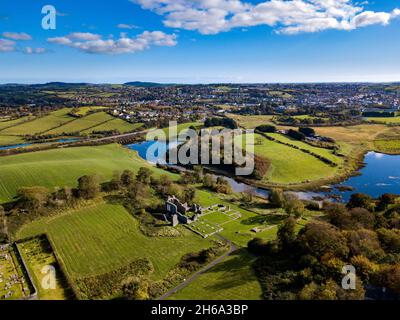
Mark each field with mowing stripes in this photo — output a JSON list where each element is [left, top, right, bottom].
[[0, 144, 169, 203], [1, 109, 74, 135], [45, 112, 115, 134], [17, 203, 212, 280]]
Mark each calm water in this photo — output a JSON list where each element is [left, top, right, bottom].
[[126, 141, 400, 202]]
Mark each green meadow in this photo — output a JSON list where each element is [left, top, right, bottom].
[[17, 203, 212, 280], [365, 116, 400, 124], [236, 133, 339, 185], [1, 109, 73, 135], [0, 144, 167, 203], [169, 250, 262, 300], [83, 118, 144, 134], [45, 112, 115, 134]]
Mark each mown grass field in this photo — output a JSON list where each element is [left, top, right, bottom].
[[1, 109, 73, 135], [17, 203, 212, 280], [236, 133, 338, 185], [169, 249, 262, 300], [0, 143, 168, 203], [45, 112, 115, 134]]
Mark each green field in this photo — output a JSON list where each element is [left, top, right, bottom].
[[75, 106, 108, 116], [227, 114, 275, 129], [365, 116, 400, 124], [0, 135, 24, 146], [17, 203, 212, 280], [1, 109, 74, 135], [0, 143, 168, 203], [84, 118, 143, 134], [45, 112, 115, 134], [237, 133, 339, 185], [169, 250, 262, 300], [267, 133, 341, 164], [0, 116, 35, 131]]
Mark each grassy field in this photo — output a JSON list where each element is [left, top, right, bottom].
[[45, 112, 115, 134], [267, 133, 342, 164], [374, 139, 400, 154], [365, 116, 400, 124], [84, 118, 143, 134], [0, 135, 24, 146], [236, 133, 338, 185], [17, 203, 212, 280], [75, 106, 108, 116], [1, 109, 74, 135], [0, 143, 168, 203], [226, 114, 275, 129], [0, 116, 35, 131], [169, 249, 262, 300]]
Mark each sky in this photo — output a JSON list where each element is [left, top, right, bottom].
[[0, 0, 400, 84]]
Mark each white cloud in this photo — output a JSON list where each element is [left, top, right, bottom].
[[117, 23, 140, 29], [0, 38, 16, 52], [2, 32, 32, 40], [131, 0, 400, 35], [47, 31, 177, 54]]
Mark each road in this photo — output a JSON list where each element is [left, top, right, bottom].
[[157, 235, 237, 300]]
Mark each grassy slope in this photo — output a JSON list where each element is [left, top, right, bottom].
[[0, 116, 35, 131], [17, 203, 212, 280], [1, 109, 74, 135], [169, 249, 262, 300], [83, 118, 143, 134], [0, 135, 24, 146], [0, 143, 168, 203], [237, 133, 338, 184], [45, 112, 115, 134], [227, 114, 274, 129]]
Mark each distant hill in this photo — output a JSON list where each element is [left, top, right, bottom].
[[123, 81, 175, 88]]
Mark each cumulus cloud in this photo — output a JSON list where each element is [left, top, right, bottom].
[[0, 38, 16, 52], [2, 32, 32, 40], [131, 0, 400, 35], [47, 31, 177, 54]]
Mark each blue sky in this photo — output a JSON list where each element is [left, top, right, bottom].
[[1, 0, 400, 83]]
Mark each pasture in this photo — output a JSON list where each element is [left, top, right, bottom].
[[17, 203, 212, 280], [1, 109, 74, 135], [84, 118, 143, 134], [45, 112, 115, 134], [74, 106, 108, 116], [365, 116, 400, 124], [236, 133, 339, 185], [226, 114, 275, 129], [0, 143, 168, 203], [169, 249, 262, 300]]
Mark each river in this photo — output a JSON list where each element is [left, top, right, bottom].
[[125, 141, 400, 202]]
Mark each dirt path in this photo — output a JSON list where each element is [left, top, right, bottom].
[[157, 235, 237, 300]]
